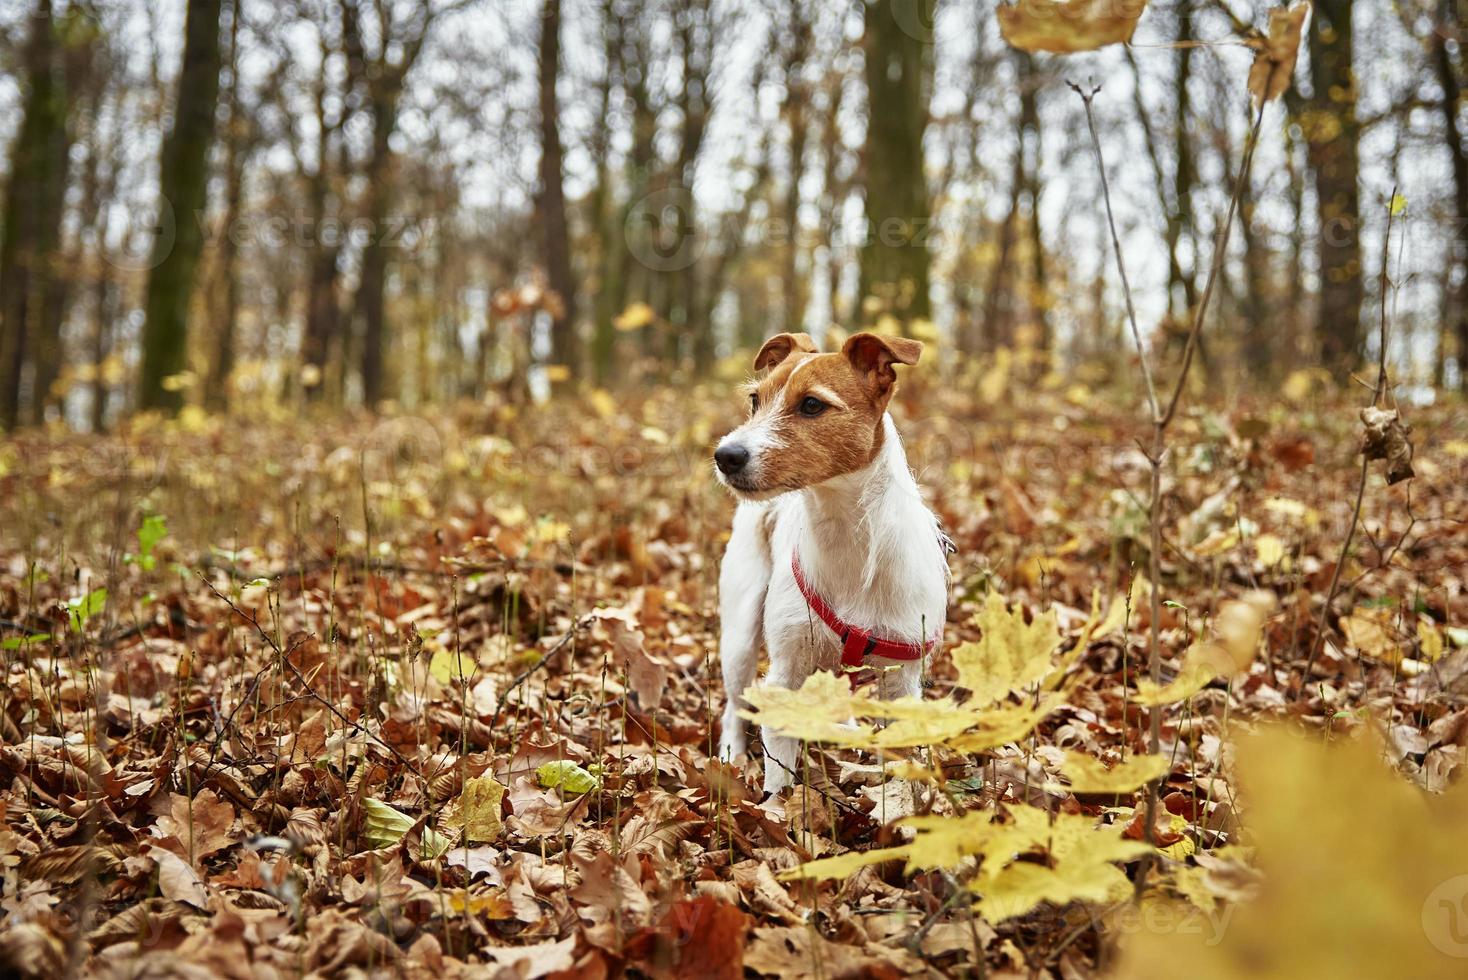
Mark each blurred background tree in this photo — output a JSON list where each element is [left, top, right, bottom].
[[0, 0, 1462, 428]]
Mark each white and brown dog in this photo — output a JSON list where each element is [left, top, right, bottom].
[[714, 332, 949, 794]]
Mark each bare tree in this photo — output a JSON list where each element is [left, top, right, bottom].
[[1307, 0, 1364, 379], [139, 0, 225, 413], [537, 0, 578, 378], [858, 0, 933, 332], [0, 0, 71, 429]]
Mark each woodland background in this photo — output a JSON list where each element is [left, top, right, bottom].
[[1, 1, 1467, 979], [0, 0, 1466, 416]]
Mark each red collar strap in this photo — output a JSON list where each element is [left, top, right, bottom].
[[791, 551, 941, 680]]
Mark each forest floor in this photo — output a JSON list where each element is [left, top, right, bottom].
[[1, 375, 1466, 978]]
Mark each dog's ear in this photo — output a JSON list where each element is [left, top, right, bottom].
[[842, 332, 922, 397], [754, 333, 819, 371]]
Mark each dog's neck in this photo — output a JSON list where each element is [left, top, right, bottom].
[[794, 414, 944, 639]]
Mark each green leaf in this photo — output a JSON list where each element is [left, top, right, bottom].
[[136, 514, 167, 570], [2, 634, 50, 650], [67, 588, 108, 632], [361, 797, 452, 857], [537, 761, 602, 795]]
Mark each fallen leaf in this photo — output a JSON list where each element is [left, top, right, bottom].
[[998, 0, 1151, 54], [1359, 406, 1415, 484], [1247, 2, 1311, 106]]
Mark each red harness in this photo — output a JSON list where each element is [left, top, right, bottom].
[[791, 551, 940, 686]]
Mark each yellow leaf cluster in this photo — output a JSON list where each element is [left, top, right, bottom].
[[1120, 726, 1468, 978], [1058, 750, 1169, 794], [737, 671, 878, 747], [614, 301, 656, 331], [783, 803, 1149, 924]]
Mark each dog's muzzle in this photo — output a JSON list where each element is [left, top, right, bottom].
[[714, 443, 750, 476]]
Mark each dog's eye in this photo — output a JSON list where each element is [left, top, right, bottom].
[[749, 393, 760, 413], [798, 396, 827, 417]]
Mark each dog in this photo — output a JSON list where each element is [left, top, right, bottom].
[[713, 331, 949, 794]]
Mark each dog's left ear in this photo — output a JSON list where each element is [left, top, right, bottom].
[[842, 332, 922, 398]]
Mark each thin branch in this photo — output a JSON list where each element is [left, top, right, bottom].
[[1070, 80, 1159, 421], [200, 574, 425, 778], [1160, 98, 1268, 429], [487, 614, 594, 732], [1301, 186, 1404, 685]]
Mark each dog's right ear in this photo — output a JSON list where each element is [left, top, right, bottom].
[[754, 333, 819, 371]]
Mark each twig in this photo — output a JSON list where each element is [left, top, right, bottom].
[[1300, 186, 1405, 687], [200, 574, 425, 778], [487, 615, 594, 732], [1072, 82, 1269, 863], [1070, 80, 1159, 421]]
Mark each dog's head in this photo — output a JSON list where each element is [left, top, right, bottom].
[[713, 332, 923, 499]]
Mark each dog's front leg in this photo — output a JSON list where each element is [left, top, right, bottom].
[[876, 659, 924, 701], [757, 638, 812, 794], [717, 505, 771, 762]]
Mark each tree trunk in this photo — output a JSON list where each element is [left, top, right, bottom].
[[858, 0, 933, 332], [780, 1, 813, 336], [139, 0, 224, 413], [1018, 59, 1048, 354], [981, 111, 1024, 352], [357, 91, 396, 408], [1307, 0, 1364, 379], [673, 0, 713, 374], [1433, 0, 1468, 390], [1170, 9, 1198, 327], [820, 62, 848, 334], [206, 0, 245, 412], [589, 0, 621, 386], [0, 0, 69, 430], [538, 0, 578, 381]]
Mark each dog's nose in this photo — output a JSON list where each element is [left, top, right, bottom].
[[715, 444, 750, 475]]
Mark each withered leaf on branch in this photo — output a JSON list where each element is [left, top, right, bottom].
[[1247, 2, 1311, 106], [1359, 406, 1415, 484], [997, 0, 1150, 54]]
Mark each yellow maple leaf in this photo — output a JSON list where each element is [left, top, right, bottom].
[[1418, 617, 1446, 662], [738, 672, 877, 747], [1059, 751, 1170, 794], [1255, 533, 1288, 569], [1340, 609, 1402, 662], [1209, 593, 1276, 675], [947, 696, 1066, 753], [429, 645, 477, 685], [971, 807, 1150, 920], [868, 699, 987, 749], [777, 844, 913, 882], [1133, 643, 1237, 706], [953, 594, 1060, 705]]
